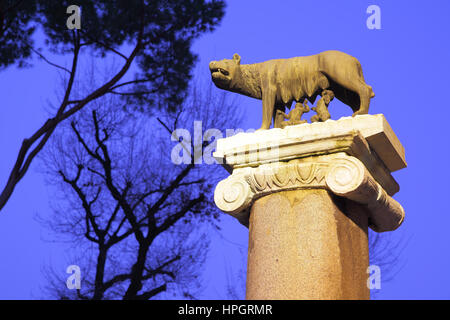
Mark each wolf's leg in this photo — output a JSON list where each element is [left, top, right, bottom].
[[352, 82, 371, 116], [326, 76, 371, 116], [260, 89, 276, 130], [321, 59, 372, 115]]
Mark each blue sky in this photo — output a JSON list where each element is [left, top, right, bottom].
[[1, 0, 450, 299]]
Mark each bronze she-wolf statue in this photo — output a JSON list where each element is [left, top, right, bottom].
[[209, 50, 374, 130]]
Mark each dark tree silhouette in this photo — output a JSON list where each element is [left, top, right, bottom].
[[38, 77, 243, 299], [0, 0, 225, 211], [0, 1, 37, 68]]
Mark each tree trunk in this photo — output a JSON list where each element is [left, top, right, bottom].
[[123, 242, 149, 299], [92, 245, 108, 300]]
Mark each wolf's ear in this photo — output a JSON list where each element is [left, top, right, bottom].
[[233, 53, 241, 65]]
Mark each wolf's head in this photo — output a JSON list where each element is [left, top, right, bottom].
[[209, 53, 241, 90]]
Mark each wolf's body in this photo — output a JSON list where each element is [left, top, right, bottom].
[[209, 50, 374, 129]]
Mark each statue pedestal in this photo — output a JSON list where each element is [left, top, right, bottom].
[[213, 114, 406, 300]]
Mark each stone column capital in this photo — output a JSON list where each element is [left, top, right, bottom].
[[215, 153, 403, 232], [213, 114, 406, 232]]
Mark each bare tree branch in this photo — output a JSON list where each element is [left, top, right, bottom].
[[39, 78, 244, 299], [0, 33, 143, 211], [27, 44, 71, 74], [134, 283, 167, 300]]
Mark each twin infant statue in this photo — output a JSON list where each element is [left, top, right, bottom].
[[274, 89, 335, 129]]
